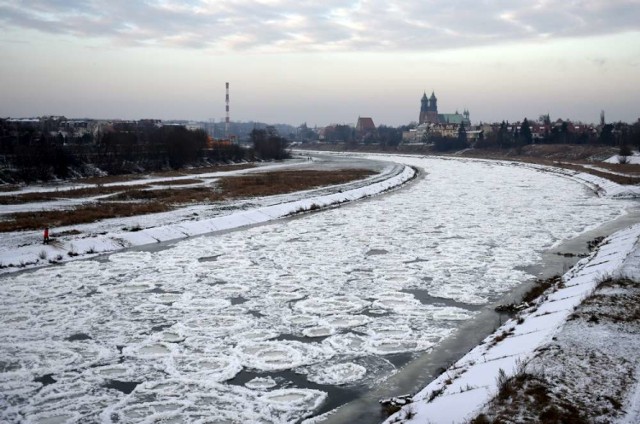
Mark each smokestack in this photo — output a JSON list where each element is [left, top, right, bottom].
[[225, 82, 230, 139]]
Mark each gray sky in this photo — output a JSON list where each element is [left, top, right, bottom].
[[1, 0, 639, 126]]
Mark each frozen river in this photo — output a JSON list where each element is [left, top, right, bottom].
[[0, 156, 632, 423]]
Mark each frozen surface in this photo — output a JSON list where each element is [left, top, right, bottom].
[[384, 220, 640, 424], [0, 156, 633, 423]]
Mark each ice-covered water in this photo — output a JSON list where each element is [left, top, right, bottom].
[[0, 157, 630, 423]]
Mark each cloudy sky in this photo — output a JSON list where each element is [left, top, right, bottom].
[[1, 1, 639, 126]]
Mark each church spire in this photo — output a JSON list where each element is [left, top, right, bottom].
[[429, 91, 438, 113], [420, 91, 429, 113]]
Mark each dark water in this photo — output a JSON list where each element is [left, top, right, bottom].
[[103, 380, 141, 394]]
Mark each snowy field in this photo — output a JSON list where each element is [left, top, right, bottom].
[[0, 156, 634, 423]]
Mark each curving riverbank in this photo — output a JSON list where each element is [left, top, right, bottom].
[[377, 155, 640, 424], [0, 158, 414, 274]]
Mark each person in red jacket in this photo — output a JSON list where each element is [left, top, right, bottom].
[[43, 227, 49, 244]]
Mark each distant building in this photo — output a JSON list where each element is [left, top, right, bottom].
[[355, 116, 376, 142], [401, 91, 472, 144], [402, 123, 429, 144], [429, 123, 460, 139], [418, 91, 470, 126]]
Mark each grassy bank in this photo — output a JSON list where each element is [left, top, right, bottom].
[[0, 169, 375, 232]]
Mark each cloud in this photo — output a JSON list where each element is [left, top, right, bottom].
[[0, 0, 639, 52]]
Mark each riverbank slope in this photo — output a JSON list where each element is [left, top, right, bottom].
[[383, 165, 640, 423]]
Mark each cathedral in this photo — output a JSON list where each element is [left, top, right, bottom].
[[419, 91, 470, 126]]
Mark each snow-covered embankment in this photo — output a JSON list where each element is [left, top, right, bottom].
[[384, 167, 640, 424], [0, 165, 416, 274]]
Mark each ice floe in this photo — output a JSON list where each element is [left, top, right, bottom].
[[294, 296, 370, 316], [234, 340, 333, 372], [245, 376, 277, 390], [305, 362, 368, 385]]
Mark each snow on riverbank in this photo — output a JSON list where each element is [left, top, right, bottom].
[[0, 164, 415, 274], [479, 159, 640, 199], [306, 150, 640, 199], [384, 221, 640, 424], [604, 152, 640, 165]]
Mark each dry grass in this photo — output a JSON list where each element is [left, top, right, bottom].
[[520, 144, 617, 161], [0, 192, 65, 204], [522, 275, 562, 304], [106, 186, 223, 203], [552, 162, 640, 185], [78, 163, 255, 185], [0, 169, 375, 232], [459, 144, 618, 162], [0, 184, 153, 205], [467, 155, 640, 185], [218, 169, 375, 198], [155, 163, 256, 176], [0, 184, 21, 192], [472, 373, 589, 424], [0, 203, 170, 232], [579, 277, 640, 323], [0, 164, 257, 205], [79, 174, 143, 185], [148, 178, 203, 186], [490, 328, 515, 347], [591, 162, 640, 175], [476, 276, 640, 424], [456, 146, 640, 185], [106, 170, 375, 203]]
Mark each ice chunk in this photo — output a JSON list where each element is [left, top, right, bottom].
[[261, 388, 327, 413], [294, 296, 369, 316], [235, 340, 333, 371], [245, 376, 277, 390], [306, 362, 367, 385]]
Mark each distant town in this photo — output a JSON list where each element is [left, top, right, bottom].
[[1, 91, 639, 183]]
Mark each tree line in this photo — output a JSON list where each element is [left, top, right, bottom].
[[435, 119, 640, 153], [475, 119, 640, 151], [320, 124, 407, 148], [0, 121, 290, 183]]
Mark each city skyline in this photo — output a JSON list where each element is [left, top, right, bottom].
[[1, 1, 639, 126]]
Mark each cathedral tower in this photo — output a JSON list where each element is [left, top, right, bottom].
[[419, 92, 429, 124], [426, 91, 439, 123], [429, 91, 438, 112]]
